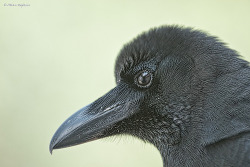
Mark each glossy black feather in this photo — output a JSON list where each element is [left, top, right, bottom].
[[113, 25, 250, 167]]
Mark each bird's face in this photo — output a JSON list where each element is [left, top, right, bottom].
[[50, 26, 197, 153]]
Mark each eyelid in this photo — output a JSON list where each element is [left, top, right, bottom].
[[132, 67, 154, 76]]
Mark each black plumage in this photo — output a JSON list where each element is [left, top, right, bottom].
[[50, 25, 250, 167]]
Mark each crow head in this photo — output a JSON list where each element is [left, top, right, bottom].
[[50, 26, 250, 166]]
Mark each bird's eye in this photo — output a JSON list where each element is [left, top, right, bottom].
[[135, 71, 153, 88]]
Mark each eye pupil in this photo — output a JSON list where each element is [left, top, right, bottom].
[[138, 72, 150, 85], [135, 71, 152, 88]]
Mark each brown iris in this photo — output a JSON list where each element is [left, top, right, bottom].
[[135, 71, 153, 88]]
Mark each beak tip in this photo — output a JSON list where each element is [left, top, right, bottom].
[[49, 144, 53, 155], [49, 148, 53, 155], [49, 139, 56, 155]]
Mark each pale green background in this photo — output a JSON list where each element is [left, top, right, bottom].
[[1, 0, 250, 167]]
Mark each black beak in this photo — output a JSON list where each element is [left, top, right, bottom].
[[49, 84, 139, 154]]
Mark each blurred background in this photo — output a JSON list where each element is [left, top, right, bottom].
[[1, 0, 250, 167]]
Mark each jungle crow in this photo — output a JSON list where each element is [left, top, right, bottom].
[[50, 25, 250, 167]]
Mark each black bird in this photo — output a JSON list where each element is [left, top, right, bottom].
[[50, 26, 250, 167]]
